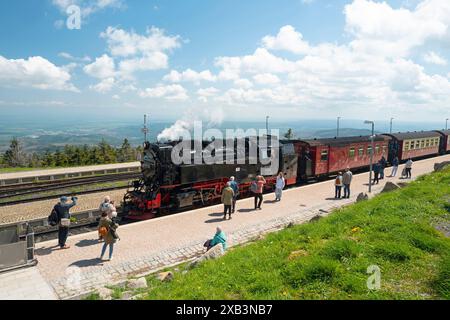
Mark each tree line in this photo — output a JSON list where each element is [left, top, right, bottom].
[[0, 138, 143, 169]]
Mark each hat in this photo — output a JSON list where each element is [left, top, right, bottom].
[[60, 196, 68, 203]]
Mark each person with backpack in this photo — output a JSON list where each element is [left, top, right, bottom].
[[253, 175, 266, 210], [98, 196, 117, 239], [275, 172, 285, 201], [221, 182, 235, 220], [335, 172, 343, 199], [53, 196, 77, 250], [228, 176, 239, 213], [98, 211, 119, 261]]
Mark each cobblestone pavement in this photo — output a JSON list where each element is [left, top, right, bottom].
[[25, 154, 450, 299], [0, 267, 57, 300]]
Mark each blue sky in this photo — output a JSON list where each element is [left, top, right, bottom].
[[0, 0, 449, 124]]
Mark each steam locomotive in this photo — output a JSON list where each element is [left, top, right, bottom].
[[122, 129, 450, 220]]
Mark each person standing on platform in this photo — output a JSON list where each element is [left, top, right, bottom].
[[254, 175, 266, 210], [98, 212, 119, 261], [229, 176, 239, 213], [275, 172, 285, 201], [54, 196, 77, 250], [335, 172, 343, 199], [221, 182, 234, 220], [342, 167, 353, 199], [405, 158, 413, 179], [390, 156, 399, 177], [379, 155, 387, 180], [373, 162, 381, 184]]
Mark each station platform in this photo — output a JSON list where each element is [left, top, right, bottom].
[[0, 162, 140, 185], [1, 154, 449, 299]]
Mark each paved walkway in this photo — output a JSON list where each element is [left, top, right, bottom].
[[0, 267, 57, 300], [0, 162, 139, 181], [2, 154, 449, 299]]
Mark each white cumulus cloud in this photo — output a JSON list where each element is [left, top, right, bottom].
[[0, 55, 78, 92], [139, 84, 188, 101]]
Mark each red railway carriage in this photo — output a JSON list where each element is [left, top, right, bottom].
[[435, 130, 450, 154], [383, 131, 442, 162], [292, 135, 390, 178]]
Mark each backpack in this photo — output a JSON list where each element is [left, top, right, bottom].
[[98, 226, 108, 237], [48, 208, 58, 227], [335, 176, 341, 185], [250, 181, 258, 193]]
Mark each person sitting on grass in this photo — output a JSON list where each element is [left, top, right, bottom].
[[204, 226, 227, 252]]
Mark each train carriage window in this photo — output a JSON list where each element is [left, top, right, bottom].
[[367, 146, 372, 155], [426, 139, 430, 147], [358, 147, 364, 156], [420, 140, 425, 149], [404, 141, 409, 151], [349, 148, 355, 158], [415, 140, 420, 149], [375, 145, 380, 154], [320, 150, 328, 161], [382, 145, 387, 154], [436, 138, 440, 146]]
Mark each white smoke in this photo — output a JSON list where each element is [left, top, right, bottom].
[[157, 106, 224, 142], [157, 119, 193, 142]]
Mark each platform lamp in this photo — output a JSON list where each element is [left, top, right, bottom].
[[390, 117, 394, 134], [446, 118, 449, 130], [142, 114, 149, 142], [266, 116, 269, 134], [364, 120, 375, 193]]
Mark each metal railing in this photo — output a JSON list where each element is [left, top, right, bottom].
[[0, 223, 37, 273]]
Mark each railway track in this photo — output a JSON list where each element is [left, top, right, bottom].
[[0, 172, 141, 207]]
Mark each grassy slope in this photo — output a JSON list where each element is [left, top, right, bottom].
[[131, 168, 450, 300]]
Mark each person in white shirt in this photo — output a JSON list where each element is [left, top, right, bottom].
[[405, 158, 413, 179], [275, 172, 286, 201]]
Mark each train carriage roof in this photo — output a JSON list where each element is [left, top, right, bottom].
[[382, 131, 441, 141], [297, 135, 388, 147], [434, 129, 450, 136]]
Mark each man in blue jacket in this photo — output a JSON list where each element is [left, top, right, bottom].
[[54, 196, 77, 249], [229, 176, 239, 213]]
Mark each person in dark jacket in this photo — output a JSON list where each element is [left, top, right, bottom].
[[379, 156, 387, 179], [373, 162, 381, 184], [54, 196, 77, 249]]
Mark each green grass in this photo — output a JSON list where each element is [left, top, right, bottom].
[[120, 168, 450, 300]]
